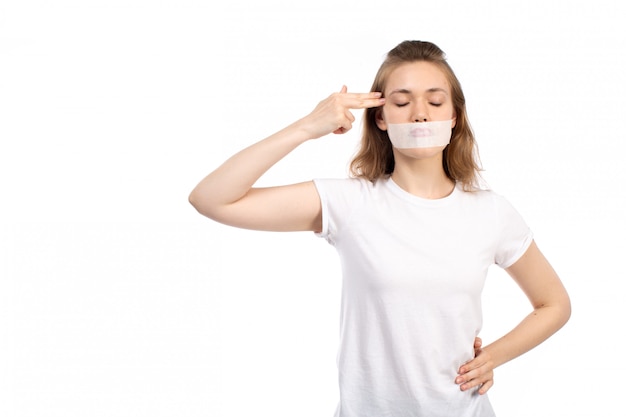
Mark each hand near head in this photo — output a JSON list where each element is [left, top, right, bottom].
[[298, 86, 385, 139], [455, 337, 495, 395]]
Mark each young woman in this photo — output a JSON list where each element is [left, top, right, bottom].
[[189, 40, 571, 417]]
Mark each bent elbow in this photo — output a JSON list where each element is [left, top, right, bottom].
[[188, 189, 202, 212], [550, 292, 572, 332], [561, 294, 572, 327], [188, 189, 200, 211], [188, 188, 217, 218]]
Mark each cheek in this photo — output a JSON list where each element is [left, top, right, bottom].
[[447, 106, 456, 122], [381, 105, 406, 123], [377, 106, 404, 129]]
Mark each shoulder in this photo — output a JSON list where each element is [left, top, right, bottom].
[[313, 177, 378, 201], [312, 177, 379, 243], [455, 186, 527, 226], [461, 187, 531, 235], [457, 185, 509, 207], [313, 176, 375, 189]]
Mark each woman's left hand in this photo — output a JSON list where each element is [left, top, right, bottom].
[[455, 337, 494, 395]]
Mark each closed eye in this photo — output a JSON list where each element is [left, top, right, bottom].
[[430, 102, 442, 107], [395, 102, 409, 107]]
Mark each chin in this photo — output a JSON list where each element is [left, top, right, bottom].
[[394, 145, 447, 160]]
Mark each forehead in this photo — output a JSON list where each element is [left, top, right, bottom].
[[385, 61, 451, 95]]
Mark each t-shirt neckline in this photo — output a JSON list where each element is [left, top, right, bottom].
[[384, 177, 460, 207]]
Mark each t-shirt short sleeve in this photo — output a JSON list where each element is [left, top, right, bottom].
[[312, 178, 367, 246], [493, 194, 534, 269]]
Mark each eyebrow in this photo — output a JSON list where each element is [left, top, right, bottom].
[[388, 87, 449, 96]]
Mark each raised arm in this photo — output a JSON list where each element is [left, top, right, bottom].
[[188, 87, 385, 231]]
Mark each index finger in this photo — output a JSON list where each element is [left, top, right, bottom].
[[341, 91, 386, 109]]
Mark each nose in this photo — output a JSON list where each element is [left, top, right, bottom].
[[412, 101, 429, 122]]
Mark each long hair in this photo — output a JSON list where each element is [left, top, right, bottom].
[[349, 41, 483, 191]]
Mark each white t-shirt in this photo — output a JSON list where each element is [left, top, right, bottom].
[[313, 177, 533, 417]]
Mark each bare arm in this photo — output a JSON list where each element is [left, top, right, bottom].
[[188, 87, 385, 231], [456, 240, 571, 394]]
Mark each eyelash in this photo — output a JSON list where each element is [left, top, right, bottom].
[[395, 102, 442, 108]]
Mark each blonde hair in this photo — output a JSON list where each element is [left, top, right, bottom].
[[350, 40, 483, 191]]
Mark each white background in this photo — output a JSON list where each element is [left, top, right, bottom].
[[1, 1, 625, 416]]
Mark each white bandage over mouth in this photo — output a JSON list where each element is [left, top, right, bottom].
[[387, 120, 453, 149]]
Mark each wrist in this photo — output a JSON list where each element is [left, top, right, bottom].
[[290, 116, 326, 141]]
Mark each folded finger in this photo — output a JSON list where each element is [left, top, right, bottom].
[[478, 379, 493, 395], [459, 358, 481, 375], [458, 370, 491, 391], [474, 337, 483, 349]]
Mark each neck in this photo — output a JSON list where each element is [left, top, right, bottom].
[[390, 152, 455, 199]]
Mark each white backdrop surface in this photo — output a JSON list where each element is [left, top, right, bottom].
[[1, 1, 625, 416]]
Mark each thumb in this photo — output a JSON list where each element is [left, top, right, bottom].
[[340, 85, 347, 93]]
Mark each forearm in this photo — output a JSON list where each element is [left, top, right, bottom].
[[189, 119, 312, 215], [189, 88, 384, 226], [485, 301, 571, 369], [486, 241, 571, 369], [456, 242, 571, 394]]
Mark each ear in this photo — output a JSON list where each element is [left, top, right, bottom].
[[451, 112, 457, 129], [375, 108, 387, 131]]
